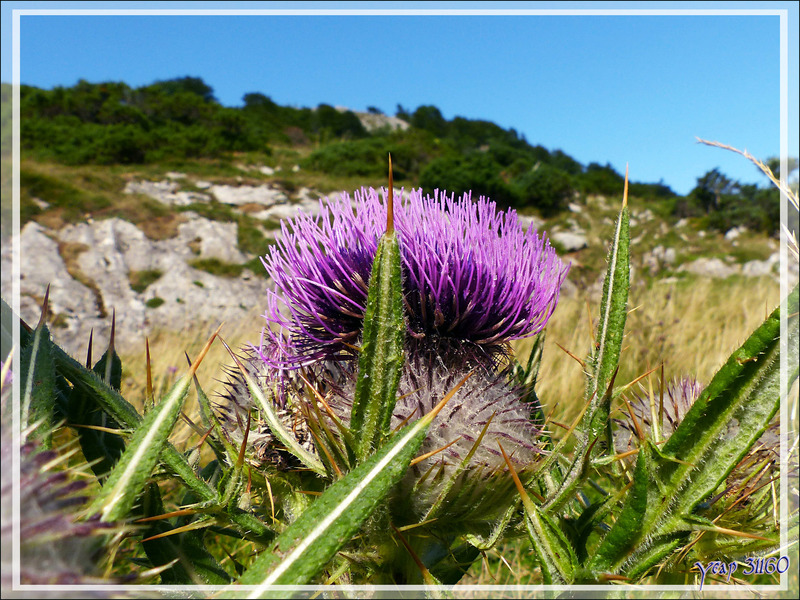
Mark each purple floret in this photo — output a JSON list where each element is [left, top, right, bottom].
[[260, 187, 569, 367]]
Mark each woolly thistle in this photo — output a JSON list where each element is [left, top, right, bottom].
[[0, 362, 119, 588], [214, 185, 570, 540], [221, 189, 565, 462]]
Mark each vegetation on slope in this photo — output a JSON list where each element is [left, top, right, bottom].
[[15, 77, 791, 235]]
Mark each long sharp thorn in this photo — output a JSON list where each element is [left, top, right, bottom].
[[140, 519, 210, 542], [659, 363, 665, 439], [86, 329, 94, 368], [498, 441, 535, 511], [105, 309, 116, 383], [386, 153, 394, 234], [109, 308, 116, 355], [392, 407, 419, 433], [410, 437, 461, 467], [391, 524, 436, 586], [197, 425, 214, 449], [135, 507, 200, 523], [37, 284, 50, 328], [623, 164, 629, 208], [621, 392, 645, 442], [309, 428, 342, 477], [145, 338, 154, 411], [238, 412, 251, 467], [708, 526, 771, 541], [188, 324, 223, 378], [555, 342, 586, 369], [647, 372, 659, 443], [621, 365, 660, 391]]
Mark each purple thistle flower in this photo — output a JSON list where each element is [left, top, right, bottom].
[[259, 187, 569, 367]]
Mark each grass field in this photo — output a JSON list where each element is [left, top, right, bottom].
[[115, 273, 784, 475]]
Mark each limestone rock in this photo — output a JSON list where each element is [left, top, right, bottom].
[[125, 179, 211, 207], [552, 231, 588, 252], [210, 184, 288, 206], [725, 226, 747, 241], [517, 215, 546, 233], [11, 222, 104, 352], [678, 258, 740, 278]]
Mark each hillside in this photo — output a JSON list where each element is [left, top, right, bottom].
[[2, 77, 794, 388], [6, 151, 789, 360]]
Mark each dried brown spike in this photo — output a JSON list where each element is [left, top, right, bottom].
[[238, 412, 251, 467], [145, 338, 154, 410], [387, 153, 394, 234], [188, 323, 223, 378], [86, 329, 94, 368], [37, 284, 51, 329], [623, 163, 629, 208]]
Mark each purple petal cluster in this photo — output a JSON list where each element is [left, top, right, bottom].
[[259, 187, 569, 367]]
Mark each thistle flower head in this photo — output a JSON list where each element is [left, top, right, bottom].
[[615, 377, 703, 453], [327, 340, 546, 524], [1, 380, 118, 587], [222, 184, 567, 529], [614, 377, 787, 493], [260, 187, 569, 367]]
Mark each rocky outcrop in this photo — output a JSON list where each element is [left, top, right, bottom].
[[124, 179, 211, 207], [8, 216, 268, 358], [209, 184, 288, 207], [552, 231, 588, 252]]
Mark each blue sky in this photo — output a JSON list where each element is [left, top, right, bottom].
[[2, 2, 798, 196]]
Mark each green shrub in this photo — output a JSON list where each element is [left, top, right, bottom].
[[578, 162, 625, 196], [418, 152, 519, 208], [189, 258, 244, 278], [129, 269, 163, 293], [513, 164, 575, 216], [304, 138, 393, 178], [145, 297, 165, 308], [20, 169, 111, 222]]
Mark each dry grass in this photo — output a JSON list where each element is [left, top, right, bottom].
[[517, 275, 782, 427], [117, 308, 267, 446], [116, 275, 782, 449]]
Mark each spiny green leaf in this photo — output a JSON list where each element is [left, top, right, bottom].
[[68, 332, 127, 482], [20, 320, 56, 447], [587, 201, 630, 440], [53, 341, 218, 502], [525, 503, 578, 585], [543, 193, 630, 514], [87, 372, 193, 521], [350, 221, 405, 462], [587, 440, 651, 574], [222, 391, 454, 596], [500, 441, 576, 584], [87, 331, 218, 521], [589, 286, 795, 578]]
